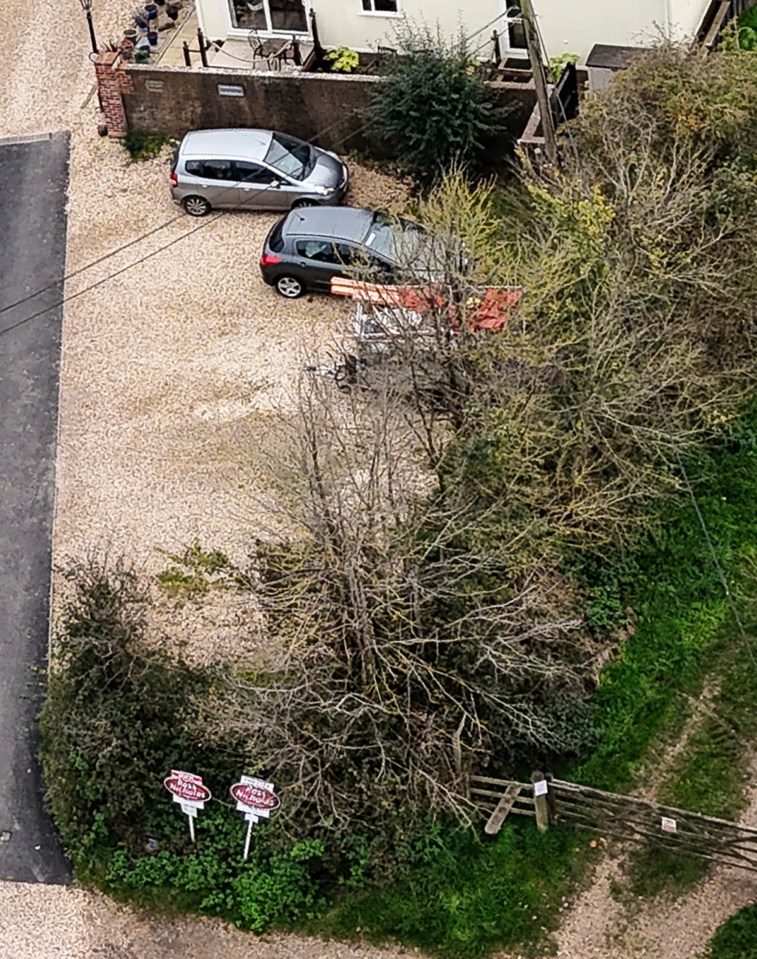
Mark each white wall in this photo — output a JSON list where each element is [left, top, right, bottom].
[[196, 0, 711, 62], [529, 0, 666, 63], [312, 0, 500, 52], [196, 0, 502, 49], [521, 0, 709, 63], [668, 0, 710, 38]]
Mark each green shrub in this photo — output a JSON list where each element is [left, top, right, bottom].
[[122, 131, 172, 161], [707, 904, 757, 959], [370, 26, 503, 179]]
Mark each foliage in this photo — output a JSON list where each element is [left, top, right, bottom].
[[707, 904, 757, 959], [574, 409, 757, 791], [736, 5, 757, 50], [40, 559, 221, 870], [122, 130, 172, 162], [105, 810, 327, 932], [317, 821, 586, 958], [325, 46, 359, 73], [369, 25, 504, 178], [157, 539, 237, 598], [547, 52, 578, 83]]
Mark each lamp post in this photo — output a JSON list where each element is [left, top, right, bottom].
[[79, 0, 99, 55]]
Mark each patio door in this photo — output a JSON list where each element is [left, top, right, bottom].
[[232, 0, 308, 33]]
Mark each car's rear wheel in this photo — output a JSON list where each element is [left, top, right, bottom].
[[182, 195, 211, 217], [292, 198, 318, 209], [275, 275, 305, 298]]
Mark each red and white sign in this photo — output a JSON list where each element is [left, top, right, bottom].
[[231, 776, 280, 860], [661, 817, 677, 834], [165, 770, 212, 806], [164, 770, 211, 841], [230, 778, 281, 816]]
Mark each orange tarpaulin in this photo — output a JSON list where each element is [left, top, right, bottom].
[[330, 277, 524, 332]]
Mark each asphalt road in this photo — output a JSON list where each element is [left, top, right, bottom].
[[0, 133, 71, 884]]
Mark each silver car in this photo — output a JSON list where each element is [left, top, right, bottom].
[[169, 128, 349, 217]]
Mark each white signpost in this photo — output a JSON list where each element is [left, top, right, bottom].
[[230, 776, 281, 860], [164, 770, 212, 842]]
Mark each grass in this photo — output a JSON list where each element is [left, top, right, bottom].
[[707, 904, 757, 959], [310, 822, 589, 959], [575, 417, 757, 795]]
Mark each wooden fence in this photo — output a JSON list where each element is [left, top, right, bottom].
[[469, 771, 757, 872]]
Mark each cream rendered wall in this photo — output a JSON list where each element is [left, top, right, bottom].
[[529, 0, 667, 63], [667, 0, 710, 38], [196, 0, 228, 41], [195, 0, 711, 61], [311, 0, 500, 52]]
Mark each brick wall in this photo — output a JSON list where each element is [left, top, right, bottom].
[[118, 65, 535, 157]]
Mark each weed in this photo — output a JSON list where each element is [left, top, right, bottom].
[[122, 131, 173, 162], [157, 540, 238, 598]]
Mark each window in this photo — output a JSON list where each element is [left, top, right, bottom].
[[265, 132, 312, 180], [504, 1, 526, 50], [186, 159, 235, 180], [361, 0, 399, 14], [296, 240, 338, 263], [230, 0, 307, 33], [233, 160, 279, 183]]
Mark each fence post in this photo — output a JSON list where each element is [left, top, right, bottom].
[[532, 770, 550, 833], [197, 27, 208, 67], [182, 40, 191, 66]]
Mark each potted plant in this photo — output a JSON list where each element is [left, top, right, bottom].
[[120, 37, 135, 60]]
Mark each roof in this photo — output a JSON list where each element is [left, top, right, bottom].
[[282, 206, 374, 242], [585, 44, 648, 71], [179, 128, 274, 160]]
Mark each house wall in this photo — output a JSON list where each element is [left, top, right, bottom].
[[198, 0, 502, 50], [310, 0, 500, 53], [197, 0, 711, 65], [529, 0, 694, 63], [668, 0, 711, 38]]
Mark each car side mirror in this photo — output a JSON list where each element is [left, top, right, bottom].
[[268, 180, 282, 188]]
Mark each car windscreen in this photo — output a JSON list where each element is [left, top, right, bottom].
[[264, 133, 313, 181], [363, 212, 424, 267]]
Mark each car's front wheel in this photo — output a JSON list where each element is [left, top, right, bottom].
[[182, 195, 211, 217], [275, 275, 305, 298]]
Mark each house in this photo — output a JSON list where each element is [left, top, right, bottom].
[[195, 0, 725, 66]]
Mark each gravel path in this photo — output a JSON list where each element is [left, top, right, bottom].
[[0, 0, 753, 955]]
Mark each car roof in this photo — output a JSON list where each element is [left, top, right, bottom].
[[180, 128, 275, 161], [282, 206, 375, 242]]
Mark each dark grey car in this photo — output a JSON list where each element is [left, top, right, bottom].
[[259, 206, 427, 298], [170, 129, 349, 216]]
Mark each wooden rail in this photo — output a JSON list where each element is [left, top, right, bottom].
[[469, 773, 757, 872]]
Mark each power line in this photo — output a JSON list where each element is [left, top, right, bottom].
[[0, 107, 371, 324], [0, 12, 502, 338]]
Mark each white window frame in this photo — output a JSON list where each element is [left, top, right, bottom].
[[227, 0, 311, 38], [359, 0, 402, 17], [499, 1, 527, 54]]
